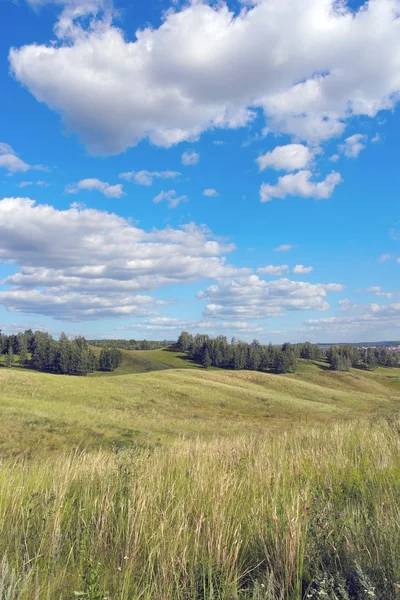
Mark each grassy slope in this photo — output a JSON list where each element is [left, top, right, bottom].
[[0, 348, 400, 455]]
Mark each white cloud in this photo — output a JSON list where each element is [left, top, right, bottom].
[[256, 144, 315, 172], [275, 244, 294, 252], [293, 264, 313, 274], [260, 170, 342, 202], [10, 0, 400, 154], [257, 264, 289, 276], [65, 178, 125, 198], [371, 133, 381, 144], [339, 133, 368, 158], [117, 317, 264, 334], [203, 188, 219, 197], [153, 189, 188, 208], [199, 275, 344, 320], [0, 142, 45, 174], [365, 285, 393, 298], [181, 151, 199, 166], [119, 170, 180, 186], [378, 253, 391, 263], [17, 180, 50, 188], [17, 181, 33, 188], [329, 154, 340, 162], [304, 302, 400, 339], [0, 197, 243, 321]]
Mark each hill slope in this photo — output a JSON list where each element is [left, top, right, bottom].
[[1, 358, 400, 455]]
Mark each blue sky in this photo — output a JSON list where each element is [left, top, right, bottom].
[[0, 0, 400, 342]]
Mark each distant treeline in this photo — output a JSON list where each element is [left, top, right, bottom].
[[177, 331, 322, 373], [0, 330, 122, 375], [327, 345, 400, 371], [177, 332, 400, 373], [89, 339, 171, 351]]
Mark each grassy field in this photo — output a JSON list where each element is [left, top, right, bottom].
[[1, 351, 400, 598], [0, 351, 400, 455]]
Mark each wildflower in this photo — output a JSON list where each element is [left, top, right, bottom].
[[338, 513, 343, 518], [327, 487, 332, 492], [305, 505, 310, 511], [123, 556, 129, 560], [313, 497, 318, 502]]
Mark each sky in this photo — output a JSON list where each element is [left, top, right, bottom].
[[0, 0, 400, 343]]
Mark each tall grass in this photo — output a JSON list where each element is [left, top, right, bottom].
[[1, 418, 400, 599]]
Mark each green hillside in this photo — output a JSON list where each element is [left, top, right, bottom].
[[89, 346, 204, 375], [1, 354, 400, 456]]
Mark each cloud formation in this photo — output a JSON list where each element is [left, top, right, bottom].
[[0, 142, 45, 174], [152, 189, 188, 208], [257, 264, 289, 276], [203, 188, 219, 197], [10, 0, 400, 154], [0, 197, 241, 321], [293, 264, 313, 274], [199, 275, 344, 320], [119, 170, 180, 186], [181, 151, 200, 166], [275, 244, 294, 252], [117, 317, 264, 335], [65, 178, 124, 198], [256, 144, 315, 172], [339, 133, 368, 158], [260, 170, 342, 202], [304, 303, 400, 339]]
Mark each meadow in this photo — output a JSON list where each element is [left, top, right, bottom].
[[1, 349, 400, 598]]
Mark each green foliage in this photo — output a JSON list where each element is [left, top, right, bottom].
[[74, 562, 108, 600], [0, 330, 119, 376], [89, 338, 169, 351], [99, 348, 123, 372], [327, 345, 400, 371], [6, 345, 13, 368], [175, 331, 313, 373]]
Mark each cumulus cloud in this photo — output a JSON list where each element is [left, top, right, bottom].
[[0, 142, 45, 174], [0, 197, 243, 321], [339, 133, 368, 158], [65, 178, 124, 198], [203, 188, 219, 197], [378, 254, 391, 263], [153, 189, 188, 208], [304, 303, 400, 339], [256, 144, 315, 172], [365, 285, 393, 298], [260, 170, 342, 202], [257, 264, 289, 276], [117, 317, 264, 334], [293, 264, 313, 274], [199, 275, 344, 319], [181, 151, 199, 166], [275, 244, 294, 252], [10, 0, 400, 154], [119, 170, 180, 186]]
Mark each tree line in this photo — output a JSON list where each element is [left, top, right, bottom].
[[327, 345, 400, 371], [0, 330, 122, 375], [177, 332, 400, 373], [177, 332, 322, 373], [89, 338, 170, 351]]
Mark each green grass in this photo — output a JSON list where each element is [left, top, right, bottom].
[[1, 420, 400, 599], [1, 359, 400, 455], [2, 356, 400, 598]]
